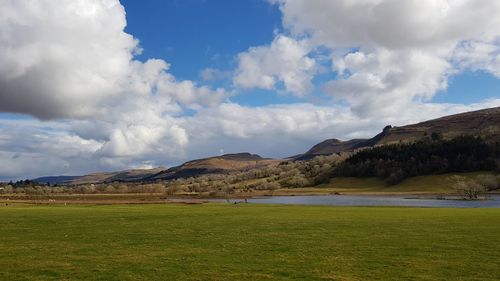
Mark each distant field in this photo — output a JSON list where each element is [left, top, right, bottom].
[[315, 171, 498, 194], [1, 204, 499, 280], [250, 171, 498, 196]]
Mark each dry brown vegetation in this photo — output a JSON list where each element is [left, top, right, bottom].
[[0, 154, 345, 198]]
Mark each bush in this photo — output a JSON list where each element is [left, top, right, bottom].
[[386, 169, 406, 185], [253, 181, 280, 191], [166, 185, 180, 196], [280, 175, 310, 188], [452, 176, 486, 200]]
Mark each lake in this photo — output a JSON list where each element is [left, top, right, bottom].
[[228, 195, 500, 208]]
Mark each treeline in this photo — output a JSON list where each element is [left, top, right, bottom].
[[0, 182, 168, 195], [7, 179, 38, 187], [167, 153, 345, 195], [0, 154, 346, 196], [334, 135, 500, 185]]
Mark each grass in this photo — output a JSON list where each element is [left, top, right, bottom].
[[315, 171, 498, 194], [1, 204, 500, 280]]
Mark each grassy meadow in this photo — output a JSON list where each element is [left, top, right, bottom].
[[1, 203, 500, 280], [263, 172, 498, 196]]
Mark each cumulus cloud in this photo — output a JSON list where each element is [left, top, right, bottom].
[[452, 40, 500, 77], [273, 0, 500, 49], [263, 0, 500, 115], [0, 0, 134, 118], [188, 100, 500, 141], [234, 35, 316, 96], [181, 99, 500, 160], [0, 0, 231, 172], [0, 118, 102, 179], [325, 48, 451, 117]]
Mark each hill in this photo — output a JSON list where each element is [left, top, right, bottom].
[[32, 176, 81, 185], [149, 153, 279, 181], [334, 135, 499, 185], [375, 106, 500, 145], [33, 168, 164, 185], [293, 139, 368, 161], [30, 153, 279, 185], [31, 107, 500, 185], [296, 106, 500, 159]]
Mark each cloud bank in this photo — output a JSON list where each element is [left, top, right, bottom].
[[0, 0, 230, 179], [259, 0, 500, 116]]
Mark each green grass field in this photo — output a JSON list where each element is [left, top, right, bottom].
[[315, 172, 498, 194], [1, 204, 500, 281]]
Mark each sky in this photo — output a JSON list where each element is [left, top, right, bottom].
[[1, 0, 500, 180]]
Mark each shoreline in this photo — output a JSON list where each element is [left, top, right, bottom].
[[1, 191, 499, 205]]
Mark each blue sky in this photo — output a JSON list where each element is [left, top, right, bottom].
[[121, 0, 306, 106], [434, 71, 500, 104], [122, 0, 281, 80], [1, 0, 500, 180], [120, 0, 499, 106]]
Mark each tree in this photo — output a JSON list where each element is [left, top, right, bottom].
[[223, 186, 235, 203], [452, 176, 486, 200], [3, 185, 13, 194], [386, 169, 406, 185], [165, 185, 180, 196], [431, 132, 442, 141]]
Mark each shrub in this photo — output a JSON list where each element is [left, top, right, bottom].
[[452, 176, 486, 200], [166, 185, 180, 196]]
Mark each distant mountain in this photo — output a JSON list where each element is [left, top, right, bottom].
[[294, 139, 369, 161], [296, 106, 500, 160], [32, 176, 80, 185], [104, 168, 166, 182], [375, 106, 500, 145], [65, 168, 165, 185], [33, 154, 280, 185], [149, 153, 279, 181], [33, 168, 164, 185]]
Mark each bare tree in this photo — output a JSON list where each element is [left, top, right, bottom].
[[452, 176, 486, 200]]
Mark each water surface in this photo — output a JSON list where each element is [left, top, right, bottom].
[[232, 195, 500, 208]]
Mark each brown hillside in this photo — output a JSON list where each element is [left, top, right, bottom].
[[297, 106, 500, 159], [66, 168, 165, 185], [150, 153, 279, 181], [377, 106, 500, 145]]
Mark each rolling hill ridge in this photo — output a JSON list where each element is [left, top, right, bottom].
[[32, 106, 500, 185], [295, 106, 500, 160], [148, 153, 280, 181]]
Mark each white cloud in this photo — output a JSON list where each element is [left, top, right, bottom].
[[234, 35, 316, 96], [0, 0, 134, 118], [0, 119, 102, 179], [273, 0, 500, 50], [267, 0, 500, 116], [452, 40, 500, 77], [183, 99, 500, 160], [325, 48, 451, 117], [0, 0, 231, 174]]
